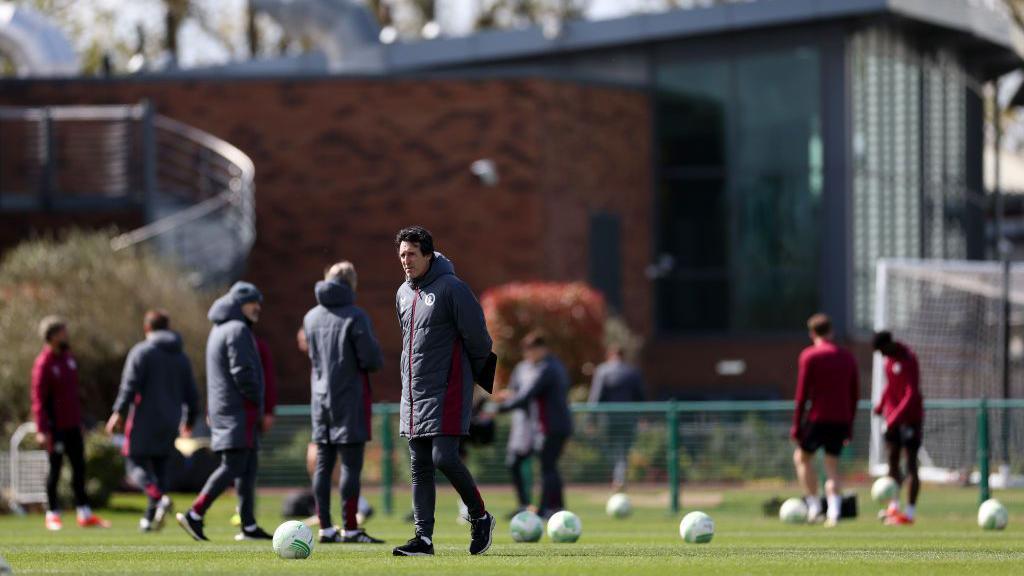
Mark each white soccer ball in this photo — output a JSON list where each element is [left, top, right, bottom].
[[272, 520, 314, 559], [679, 511, 714, 544], [871, 476, 900, 503], [978, 499, 1009, 531], [510, 510, 544, 542], [546, 510, 582, 543], [606, 493, 633, 518], [779, 497, 809, 524]]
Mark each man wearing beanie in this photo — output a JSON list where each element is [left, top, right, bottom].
[[177, 282, 271, 542]]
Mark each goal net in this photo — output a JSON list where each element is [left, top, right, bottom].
[[870, 258, 1024, 483]]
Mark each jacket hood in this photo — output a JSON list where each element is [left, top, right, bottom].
[[208, 293, 247, 324], [315, 279, 355, 308], [147, 330, 183, 352], [410, 252, 454, 289]]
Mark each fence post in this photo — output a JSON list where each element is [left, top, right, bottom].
[[40, 107, 55, 210], [667, 400, 680, 514], [140, 100, 157, 211], [978, 397, 990, 504], [381, 408, 394, 516]]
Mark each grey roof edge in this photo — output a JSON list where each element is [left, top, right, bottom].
[[385, 0, 1021, 71], [888, 0, 1024, 60]]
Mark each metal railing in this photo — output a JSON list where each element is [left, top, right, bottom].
[[110, 114, 255, 286], [262, 399, 1024, 516], [0, 102, 255, 286]]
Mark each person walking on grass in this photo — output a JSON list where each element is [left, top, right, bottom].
[[106, 310, 199, 532], [177, 282, 272, 542], [304, 261, 386, 544], [589, 344, 645, 492], [791, 313, 860, 528], [873, 330, 924, 526], [497, 331, 574, 518], [32, 316, 110, 531], [391, 226, 497, 557]]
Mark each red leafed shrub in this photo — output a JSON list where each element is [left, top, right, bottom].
[[480, 282, 607, 387]]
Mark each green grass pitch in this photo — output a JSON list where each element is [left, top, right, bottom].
[[1, 485, 1022, 574]]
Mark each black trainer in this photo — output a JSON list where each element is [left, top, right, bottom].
[[342, 529, 384, 544], [176, 512, 208, 542], [469, 512, 496, 556], [320, 530, 343, 544], [234, 525, 273, 541], [392, 535, 434, 556]]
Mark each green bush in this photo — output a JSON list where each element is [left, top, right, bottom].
[[0, 229, 219, 436]]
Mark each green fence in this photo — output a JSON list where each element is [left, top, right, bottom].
[[261, 399, 1024, 515]]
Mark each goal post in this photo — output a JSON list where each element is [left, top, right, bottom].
[[870, 258, 1024, 484]]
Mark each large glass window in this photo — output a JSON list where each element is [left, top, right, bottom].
[[850, 27, 970, 330], [656, 47, 823, 333]]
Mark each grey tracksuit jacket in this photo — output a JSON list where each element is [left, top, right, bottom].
[[113, 330, 199, 457], [206, 294, 264, 452], [304, 278, 384, 445], [396, 253, 493, 438], [505, 360, 538, 456], [500, 354, 574, 438], [588, 360, 645, 404]]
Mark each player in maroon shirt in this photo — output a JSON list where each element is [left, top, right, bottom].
[[872, 331, 923, 526], [31, 316, 109, 531], [791, 314, 859, 527]]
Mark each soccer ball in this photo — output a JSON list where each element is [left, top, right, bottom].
[[510, 511, 544, 542], [606, 493, 632, 518], [547, 510, 582, 543], [272, 520, 314, 559], [779, 497, 808, 524], [978, 499, 1009, 531], [679, 511, 714, 544], [871, 477, 899, 503]]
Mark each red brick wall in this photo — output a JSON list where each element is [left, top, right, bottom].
[[0, 77, 653, 403]]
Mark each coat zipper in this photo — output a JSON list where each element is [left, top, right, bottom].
[[407, 288, 419, 435]]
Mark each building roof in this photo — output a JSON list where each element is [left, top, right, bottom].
[[385, 0, 1024, 75]]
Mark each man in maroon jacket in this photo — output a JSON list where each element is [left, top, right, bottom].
[[873, 330, 923, 526], [791, 313, 859, 527], [31, 316, 109, 531]]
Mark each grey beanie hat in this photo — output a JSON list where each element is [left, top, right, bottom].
[[229, 281, 263, 305]]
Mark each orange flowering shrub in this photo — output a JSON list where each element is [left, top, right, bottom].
[[480, 282, 607, 387]]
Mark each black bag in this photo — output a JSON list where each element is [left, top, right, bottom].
[[281, 490, 316, 518]]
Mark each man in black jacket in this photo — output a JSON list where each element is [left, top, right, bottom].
[[107, 310, 199, 532], [304, 261, 385, 544], [498, 331, 573, 517]]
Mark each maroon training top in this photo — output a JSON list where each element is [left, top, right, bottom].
[[31, 346, 82, 435], [874, 342, 924, 426], [791, 341, 860, 438]]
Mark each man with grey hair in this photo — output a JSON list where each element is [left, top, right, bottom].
[[177, 282, 270, 542], [304, 261, 385, 544]]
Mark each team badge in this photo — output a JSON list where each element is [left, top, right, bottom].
[[892, 362, 902, 375], [424, 293, 436, 306]]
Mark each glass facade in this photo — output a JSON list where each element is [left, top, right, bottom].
[[655, 46, 823, 333], [850, 27, 970, 330]]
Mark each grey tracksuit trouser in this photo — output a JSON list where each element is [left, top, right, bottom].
[[313, 443, 364, 531], [192, 448, 258, 527]]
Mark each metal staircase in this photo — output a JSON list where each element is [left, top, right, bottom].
[[0, 102, 255, 286]]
